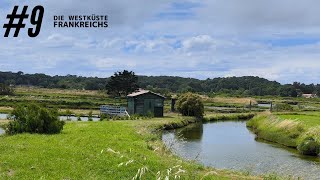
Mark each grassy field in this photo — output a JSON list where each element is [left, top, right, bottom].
[[0, 116, 261, 180], [204, 113, 255, 122], [0, 87, 267, 116], [202, 96, 257, 105], [0, 87, 179, 115], [0, 87, 125, 113], [247, 112, 320, 150], [2, 87, 320, 179], [277, 112, 320, 127], [256, 96, 320, 112], [247, 113, 302, 147], [4, 87, 320, 114]]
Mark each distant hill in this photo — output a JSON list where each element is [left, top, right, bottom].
[[138, 75, 284, 96], [0, 71, 318, 97]]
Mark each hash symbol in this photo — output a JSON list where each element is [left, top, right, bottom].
[[3, 6, 29, 37]]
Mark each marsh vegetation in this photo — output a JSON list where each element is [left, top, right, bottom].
[[1, 85, 320, 179]]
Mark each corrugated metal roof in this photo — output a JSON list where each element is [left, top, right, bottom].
[[127, 90, 166, 98]]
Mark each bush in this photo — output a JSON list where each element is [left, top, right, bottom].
[[0, 83, 14, 95], [146, 111, 154, 118], [273, 103, 294, 112], [204, 113, 255, 122], [6, 104, 65, 135], [65, 109, 73, 121], [297, 137, 320, 156], [100, 114, 110, 121], [129, 114, 141, 120], [88, 110, 93, 121], [176, 93, 204, 118]]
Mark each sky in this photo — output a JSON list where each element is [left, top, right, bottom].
[[1, 0, 320, 84]]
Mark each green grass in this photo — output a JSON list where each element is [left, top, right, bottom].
[[277, 112, 320, 127], [0, 87, 177, 115], [0, 117, 259, 180], [247, 112, 320, 150], [204, 113, 255, 122], [0, 87, 128, 111], [247, 114, 303, 147]]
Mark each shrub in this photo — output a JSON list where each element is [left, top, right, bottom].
[[77, 115, 82, 121], [146, 111, 154, 118], [176, 93, 204, 118], [65, 109, 73, 121], [88, 110, 93, 121], [204, 113, 255, 122], [0, 83, 14, 95], [297, 137, 320, 156], [129, 114, 141, 120], [100, 114, 111, 121], [6, 104, 65, 135], [273, 103, 294, 112]]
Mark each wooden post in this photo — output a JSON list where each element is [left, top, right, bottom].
[[171, 98, 176, 112], [270, 101, 273, 112], [249, 100, 252, 111]]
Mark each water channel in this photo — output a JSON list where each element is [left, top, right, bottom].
[[162, 121, 320, 179]]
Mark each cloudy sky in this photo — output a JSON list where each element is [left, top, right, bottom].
[[1, 0, 320, 84]]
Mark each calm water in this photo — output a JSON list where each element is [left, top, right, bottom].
[[59, 116, 100, 121], [162, 121, 320, 179], [0, 128, 4, 135], [257, 103, 271, 108], [0, 113, 8, 119]]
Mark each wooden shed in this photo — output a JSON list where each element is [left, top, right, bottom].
[[127, 90, 165, 117]]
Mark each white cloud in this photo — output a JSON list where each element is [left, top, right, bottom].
[[181, 35, 216, 52], [197, 0, 320, 34], [91, 57, 137, 69], [1, 0, 320, 84]]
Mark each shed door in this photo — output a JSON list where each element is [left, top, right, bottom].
[[135, 99, 144, 115], [154, 107, 163, 117], [144, 99, 154, 115]]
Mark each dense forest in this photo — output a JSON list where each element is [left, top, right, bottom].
[[0, 71, 319, 97]]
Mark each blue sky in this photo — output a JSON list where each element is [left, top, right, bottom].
[[1, 0, 320, 84]]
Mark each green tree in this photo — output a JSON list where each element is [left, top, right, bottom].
[[106, 70, 139, 96], [279, 85, 297, 97], [176, 93, 204, 118], [6, 104, 65, 134]]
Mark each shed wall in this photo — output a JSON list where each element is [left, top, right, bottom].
[[128, 92, 164, 117]]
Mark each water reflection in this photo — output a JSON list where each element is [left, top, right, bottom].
[[162, 121, 320, 179], [175, 123, 203, 142]]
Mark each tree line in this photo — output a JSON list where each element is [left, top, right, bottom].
[[0, 70, 319, 97]]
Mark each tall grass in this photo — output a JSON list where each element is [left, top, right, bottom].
[[203, 113, 255, 122], [247, 114, 304, 147], [247, 113, 320, 155]]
